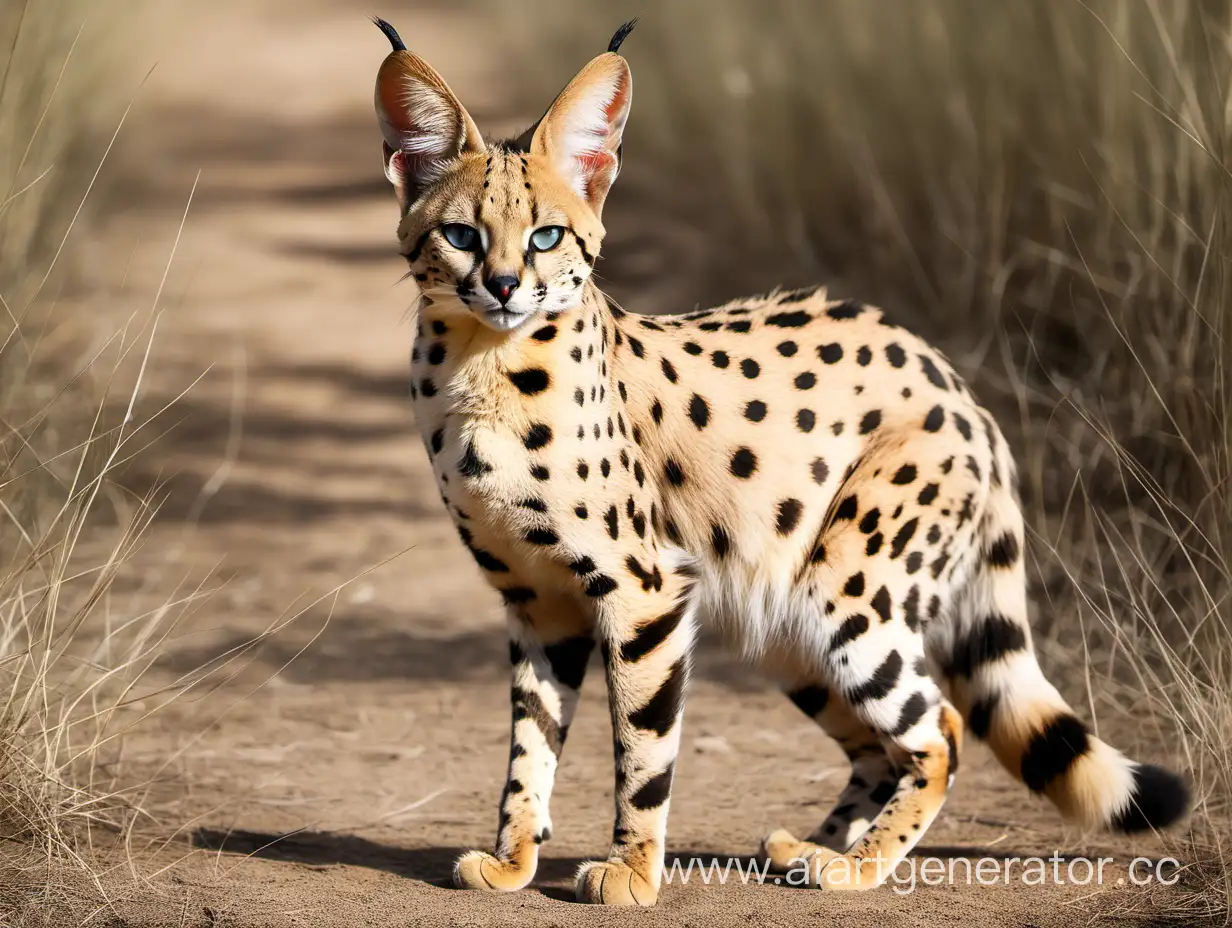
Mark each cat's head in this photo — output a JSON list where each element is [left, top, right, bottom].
[[373, 18, 634, 331]]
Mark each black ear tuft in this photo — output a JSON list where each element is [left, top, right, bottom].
[[607, 18, 639, 54], [372, 16, 407, 52]]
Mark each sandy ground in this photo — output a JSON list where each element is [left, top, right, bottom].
[[10, 1, 1199, 925]]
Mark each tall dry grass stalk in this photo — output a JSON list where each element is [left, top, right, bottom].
[[0, 0, 195, 913], [512, 0, 1232, 919]]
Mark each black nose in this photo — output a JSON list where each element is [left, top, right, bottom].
[[485, 275, 519, 306]]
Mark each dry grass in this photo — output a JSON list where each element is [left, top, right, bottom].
[[513, 0, 1232, 920], [0, 0, 196, 915]]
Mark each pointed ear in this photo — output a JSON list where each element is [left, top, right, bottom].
[[529, 52, 632, 217], [374, 37, 484, 211]]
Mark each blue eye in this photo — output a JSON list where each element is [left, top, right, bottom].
[[530, 226, 565, 252], [441, 223, 480, 251]]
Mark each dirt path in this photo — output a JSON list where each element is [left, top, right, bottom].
[[39, 1, 1189, 925]]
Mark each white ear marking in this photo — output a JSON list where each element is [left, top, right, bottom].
[[530, 54, 631, 217], [374, 46, 483, 211], [552, 75, 622, 198], [395, 79, 458, 157]]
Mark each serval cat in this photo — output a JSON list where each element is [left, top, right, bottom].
[[368, 17, 1188, 906]]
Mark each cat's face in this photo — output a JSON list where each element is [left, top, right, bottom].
[[373, 20, 631, 331]]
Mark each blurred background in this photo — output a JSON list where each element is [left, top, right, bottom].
[[2, 1, 1230, 925]]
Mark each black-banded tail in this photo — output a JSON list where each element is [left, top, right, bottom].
[[941, 472, 1189, 833]]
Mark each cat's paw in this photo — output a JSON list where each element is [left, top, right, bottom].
[[452, 850, 531, 892], [575, 859, 658, 906]]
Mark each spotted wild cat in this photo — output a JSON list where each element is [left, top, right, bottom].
[[368, 17, 1188, 906]]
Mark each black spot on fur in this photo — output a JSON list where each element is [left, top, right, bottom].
[[811, 458, 829, 484], [766, 309, 812, 326], [890, 518, 919, 559], [622, 602, 688, 662], [892, 464, 917, 485], [859, 410, 882, 434], [778, 341, 799, 357], [950, 413, 973, 441], [843, 572, 865, 597], [819, 343, 843, 364], [544, 636, 594, 690], [919, 354, 949, 389], [711, 523, 731, 558], [471, 548, 509, 573], [845, 650, 903, 704], [923, 405, 945, 431], [917, 483, 939, 505], [890, 692, 929, 736], [828, 613, 869, 652], [1020, 714, 1089, 793], [460, 442, 492, 478], [531, 325, 557, 341], [859, 508, 880, 534], [508, 367, 550, 395], [775, 498, 803, 535], [712, 350, 730, 369], [796, 409, 816, 432], [585, 574, 618, 597], [629, 764, 675, 810], [834, 494, 858, 521], [945, 613, 1027, 679], [740, 358, 760, 379], [870, 586, 892, 623], [730, 447, 758, 478], [525, 528, 559, 546], [524, 423, 553, 450], [826, 300, 863, 319], [630, 659, 688, 736], [661, 357, 678, 382], [986, 531, 1021, 568], [625, 555, 662, 591], [664, 458, 686, 486], [745, 400, 767, 422], [689, 394, 710, 429], [902, 585, 921, 631], [628, 336, 645, 358], [569, 556, 596, 576], [604, 505, 620, 540], [794, 371, 816, 390]]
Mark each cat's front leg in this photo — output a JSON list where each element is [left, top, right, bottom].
[[454, 593, 593, 892]]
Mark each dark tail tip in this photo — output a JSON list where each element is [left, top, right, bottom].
[[1111, 763, 1191, 833], [608, 18, 639, 54], [372, 16, 407, 52]]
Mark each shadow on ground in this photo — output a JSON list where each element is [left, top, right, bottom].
[[192, 826, 1065, 896]]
